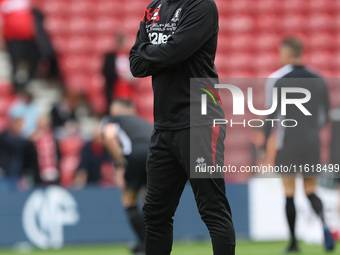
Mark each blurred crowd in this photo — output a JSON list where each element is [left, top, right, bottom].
[[0, 0, 138, 191]]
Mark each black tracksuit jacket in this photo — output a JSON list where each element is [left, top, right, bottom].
[[130, 0, 223, 130]]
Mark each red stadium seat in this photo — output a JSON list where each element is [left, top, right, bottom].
[[59, 55, 88, 74], [218, 17, 230, 34], [220, 52, 250, 70], [94, 36, 115, 54], [64, 73, 89, 93], [320, 69, 338, 79], [227, 53, 253, 70], [42, 0, 68, 16], [254, 68, 274, 78], [217, 70, 231, 79], [309, 0, 335, 11], [96, 0, 125, 17], [230, 0, 255, 13], [214, 54, 229, 73], [306, 51, 333, 69], [85, 55, 103, 73], [95, 16, 121, 34], [61, 54, 102, 76], [308, 13, 336, 31], [123, 16, 142, 37], [85, 74, 105, 96], [67, 36, 93, 53], [70, 0, 97, 15], [255, 0, 283, 13], [281, 13, 308, 31], [227, 15, 255, 32], [31, 0, 43, 8], [283, 0, 308, 13], [336, 15, 340, 32], [124, 1, 148, 17], [88, 93, 107, 114], [254, 52, 279, 70], [229, 70, 255, 78], [256, 14, 282, 32], [230, 34, 255, 51], [309, 32, 337, 50], [44, 16, 69, 35], [255, 33, 281, 51], [69, 17, 95, 34], [335, 51, 340, 69], [217, 34, 231, 53]]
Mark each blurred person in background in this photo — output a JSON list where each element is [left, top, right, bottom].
[[73, 122, 112, 189], [9, 89, 38, 138], [0, 0, 39, 92], [0, 106, 40, 191], [101, 99, 153, 255], [102, 34, 136, 111], [30, 114, 60, 185], [50, 89, 81, 139], [262, 37, 334, 253], [102, 35, 119, 110], [32, 8, 60, 80]]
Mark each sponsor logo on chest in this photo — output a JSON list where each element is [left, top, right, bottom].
[[145, 6, 182, 45]]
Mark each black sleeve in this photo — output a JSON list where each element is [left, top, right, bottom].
[[102, 53, 117, 83], [136, 0, 218, 68], [129, 14, 155, 78]]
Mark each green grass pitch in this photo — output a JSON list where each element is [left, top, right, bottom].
[[0, 241, 336, 255]]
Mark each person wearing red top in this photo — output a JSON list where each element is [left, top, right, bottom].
[[0, 0, 39, 92]]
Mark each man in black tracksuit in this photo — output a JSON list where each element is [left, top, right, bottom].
[[130, 0, 235, 254], [101, 100, 153, 255]]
